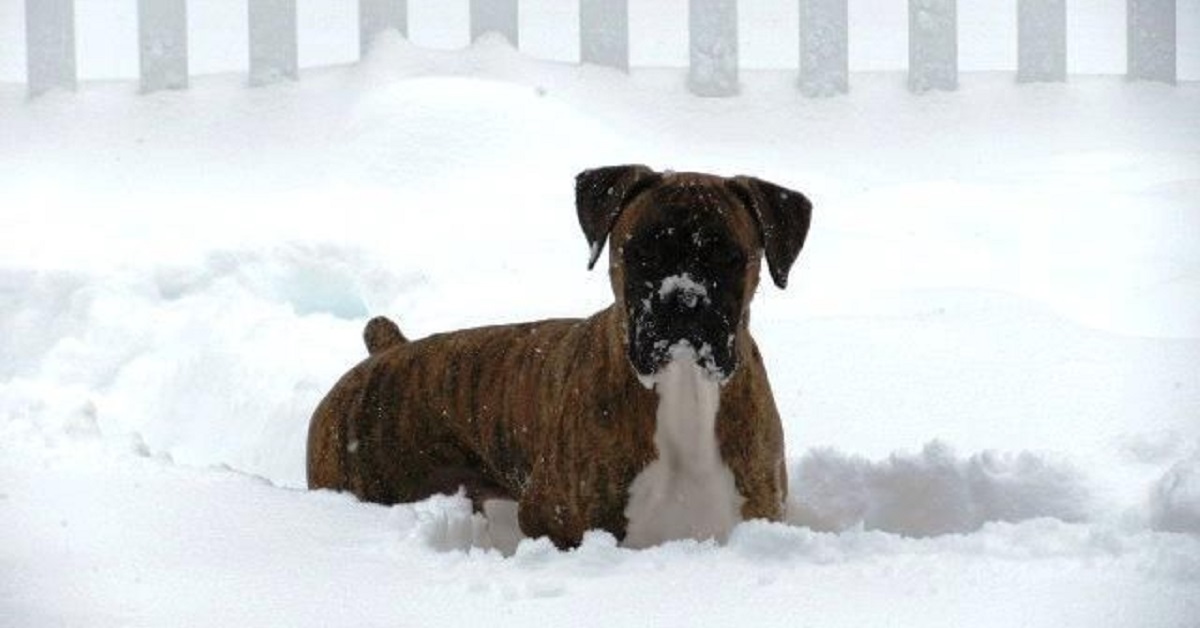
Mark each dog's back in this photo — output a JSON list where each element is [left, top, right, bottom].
[[306, 309, 656, 521]]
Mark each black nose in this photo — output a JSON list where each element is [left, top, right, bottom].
[[657, 274, 710, 310], [661, 289, 704, 314]]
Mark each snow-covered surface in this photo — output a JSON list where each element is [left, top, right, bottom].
[[3, 30, 1200, 628]]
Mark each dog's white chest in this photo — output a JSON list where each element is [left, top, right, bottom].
[[623, 347, 745, 548]]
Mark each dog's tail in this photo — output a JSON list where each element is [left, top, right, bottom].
[[363, 315, 408, 355]]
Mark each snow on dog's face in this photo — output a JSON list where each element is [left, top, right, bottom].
[[620, 197, 748, 382], [575, 166, 813, 383]]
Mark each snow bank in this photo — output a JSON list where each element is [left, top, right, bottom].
[[1151, 451, 1200, 535], [787, 442, 1090, 536], [0, 245, 405, 486], [4, 435, 1198, 628]]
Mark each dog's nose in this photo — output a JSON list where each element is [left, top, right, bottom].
[[657, 274, 709, 310], [662, 289, 702, 311]]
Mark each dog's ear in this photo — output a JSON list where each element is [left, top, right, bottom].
[[729, 176, 813, 289], [576, 165, 661, 269]]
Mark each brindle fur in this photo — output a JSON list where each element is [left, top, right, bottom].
[[307, 168, 810, 548]]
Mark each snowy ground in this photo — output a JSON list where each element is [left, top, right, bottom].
[[2, 34, 1200, 627]]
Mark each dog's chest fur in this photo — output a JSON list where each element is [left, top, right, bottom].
[[622, 346, 745, 548]]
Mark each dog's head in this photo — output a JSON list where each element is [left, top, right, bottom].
[[576, 165, 812, 384]]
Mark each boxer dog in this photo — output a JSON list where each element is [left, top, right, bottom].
[[307, 165, 812, 549]]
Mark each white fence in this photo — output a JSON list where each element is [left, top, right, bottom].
[[14, 0, 1190, 97]]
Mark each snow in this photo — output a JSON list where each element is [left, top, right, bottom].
[[787, 442, 1091, 536], [1152, 451, 1200, 535], [6, 440, 1197, 627], [2, 19, 1200, 628]]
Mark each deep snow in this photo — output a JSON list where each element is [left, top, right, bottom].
[[2, 26, 1200, 628]]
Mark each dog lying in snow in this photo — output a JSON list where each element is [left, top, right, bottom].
[[307, 165, 812, 548]]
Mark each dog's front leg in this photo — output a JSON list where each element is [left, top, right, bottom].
[[516, 471, 579, 549]]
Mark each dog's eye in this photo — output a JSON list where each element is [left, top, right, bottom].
[[712, 248, 746, 270], [628, 240, 670, 269]]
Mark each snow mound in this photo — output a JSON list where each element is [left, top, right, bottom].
[[342, 76, 604, 186], [788, 442, 1091, 536], [341, 34, 629, 189], [1151, 450, 1200, 534], [330, 477, 1199, 585], [373, 441, 1098, 555], [386, 486, 1200, 594], [0, 245, 418, 487]]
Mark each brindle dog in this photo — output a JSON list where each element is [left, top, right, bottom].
[[307, 165, 812, 548]]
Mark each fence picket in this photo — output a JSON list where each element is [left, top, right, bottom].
[[1017, 0, 1066, 82], [1128, 0, 1176, 83], [360, 0, 408, 58], [25, 0, 76, 97], [139, 0, 189, 93], [248, 0, 298, 86], [689, 0, 739, 96], [471, 0, 519, 46], [19, 1, 1188, 98], [580, 0, 629, 71], [908, 0, 957, 92], [799, 0, 848, 96]]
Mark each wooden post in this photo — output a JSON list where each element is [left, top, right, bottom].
[[139, 0, 189, 93], [1128, 0, 1176, 84], [1017, 0, 1066, 82], [908, 0, 957, 92], [689, 0, 739, 96], [580, 0, 629, 71], [359, 0, 407, 58], [470, 0, 518, 46], [248, 0, 298, 86], [799, 0, 848, 96], [25, 0, 76, 97]]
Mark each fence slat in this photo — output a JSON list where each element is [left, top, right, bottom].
[[248, 0, 298, 86], [359, 0, 407, 58], [470, 0, 518, 46], [1017, 0, 1066, 82], [689, 0, 739, 96], [139, 0, 189, 93], [799, 0, 848, 96], [1128, 0, 1176, 83], [580, 0, 629, 71], [25, 0, 76, 97], [908, 0, 957, 92]]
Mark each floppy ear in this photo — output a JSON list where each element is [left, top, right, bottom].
[[575, 165, 661, 269], [729, 176, 813, 289]]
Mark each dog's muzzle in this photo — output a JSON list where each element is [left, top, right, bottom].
[[626, 271, 740, 384]]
